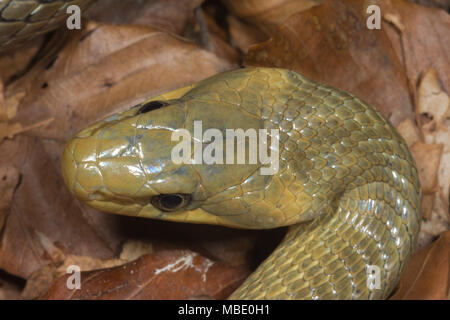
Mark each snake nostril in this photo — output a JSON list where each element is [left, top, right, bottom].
[[151, 193, 191, 212], [136, 100, 170, 114]]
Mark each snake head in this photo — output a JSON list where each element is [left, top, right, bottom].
[[61, 100, 202, 218], [62, 70, 283, 229]]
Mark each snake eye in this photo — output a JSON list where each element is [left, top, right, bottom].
[[151, 193, 191, 212], [137, 100, 169, 114]]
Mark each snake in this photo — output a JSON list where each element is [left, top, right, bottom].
[[60, 67, 421, 300], [1, 1, 421, 300]]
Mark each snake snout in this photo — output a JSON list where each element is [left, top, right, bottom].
[[61, 136, 105, 202]]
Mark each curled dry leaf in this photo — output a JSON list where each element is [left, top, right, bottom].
[[40, 250, 249, 300], [391, 231, 450, 300], [245, 0, 413, 125]]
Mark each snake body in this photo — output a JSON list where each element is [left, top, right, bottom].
[[0, 0, 93, 51], [61, 67, 421, 299]]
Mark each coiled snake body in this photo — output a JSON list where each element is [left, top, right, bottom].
[[61, 67, 421, 300]]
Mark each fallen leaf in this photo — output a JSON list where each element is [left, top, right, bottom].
[[418, 69, 450, 132], [20, 232, 126, 299], [245, 0, 414, 125], [418, 70, 450, 206], [223, 0, 321, 35], [391, 231, 450, 299], [87, 0, 205, 36], [381, 0, 450, 96], [40, 250, 249, 300], [414, 69, 450, 245], [227, 14, 268, 53], [0, 136, 121, 279]]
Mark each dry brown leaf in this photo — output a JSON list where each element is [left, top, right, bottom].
[[224, 0, 322, 35], [88, 1, 241, 64], [7, 21, 237, 142], [0, 136, 122, 279], [227, 14, 268, 53], [391, 231, 450, 299], [20, 231, 127, 299], [380, 0, 450, 95], [245, 0, 414, 125], [21, 232, 164, 298], [40, 250, 249, 300], [418, 70, 450, 199], [418, 69, 450, 130], [409, 0, 450, 10], [87, 0, 204, 36]]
